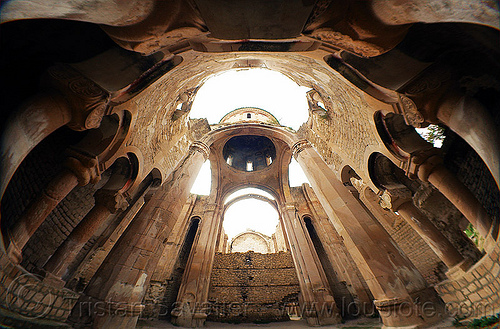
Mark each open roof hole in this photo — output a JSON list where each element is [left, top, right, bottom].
[[189, 68, 310, 130]]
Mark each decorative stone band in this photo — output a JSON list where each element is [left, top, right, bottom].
[[190, 141, 210, 160], [283, 203, 297, 212], [291, 140, 312, 159]]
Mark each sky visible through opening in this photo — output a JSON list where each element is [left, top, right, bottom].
[[189, 68, 310, 129], [223, 198, 279, 240], [187, 68, 444, 245], [189, 68, 311, 243]]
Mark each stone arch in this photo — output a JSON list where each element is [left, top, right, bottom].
[[229, 230, 272, 253]]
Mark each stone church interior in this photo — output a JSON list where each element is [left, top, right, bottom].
[[0, 0, 499, 328]]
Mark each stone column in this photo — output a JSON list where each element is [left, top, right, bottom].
[[141, 196, 198, 319], [408, 152, 494, 238], [0, 93, 71, 202], [293, 140, 443, 327], [171, 202, 223, 327], [151, 195, 197, 283], [72, 177, 154, 285], [280, 202, 341, 326], [1, 63, 110, 208], [5, 155, 100, 264], [436, 93, 500, 189], [43, 190, 128, 282], [379, 190, 465, 269], [301, 184, 373, 315], [69, 142, 208, 329]]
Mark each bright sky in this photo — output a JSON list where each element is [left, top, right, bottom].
[[188, 68, 311, 243], [223, 198, 279, 239], [189, 68, 310, 129], [190, 158, 309, 195]]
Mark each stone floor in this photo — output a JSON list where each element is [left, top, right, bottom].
[[136, 317, 456, 328]]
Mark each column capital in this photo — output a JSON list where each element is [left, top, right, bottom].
[[397, 94, 424, 128], [64, 149, 101, 186], [379, 189, 412, 212], [190, 141, 210, 160], [291, 140, 312, 158], [46, 64, 110, 131], [204, 203, 219, 213], [403, 149, 442, 181], [94, 190, 129, 213]]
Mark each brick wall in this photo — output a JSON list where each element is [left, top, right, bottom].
[[0, 127, 98, 272], [436, 240, 500, 320], [361, 190, 446, 285], [208, 251, 300, 323], [443, 131, 500, 228]]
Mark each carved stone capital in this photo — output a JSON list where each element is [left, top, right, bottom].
[[46, 64, 110, 131], [94, 190, 129, 214], [291, 140, 312, 158], [379, 189, 412, 211], [64, 149, 101, 186], [404, 150, 443, 181], [397, 94, 424, 128], [5, 232, 23, 264], [190, 141, 210, 160]]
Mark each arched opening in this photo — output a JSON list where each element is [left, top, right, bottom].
[[230, 231, 272, 253], [161, 217, 200, 320], [189, 68, 310, 130], [368, 152, 483, 260], [303, 216, 357, 319], [223, 197, 279, 244]]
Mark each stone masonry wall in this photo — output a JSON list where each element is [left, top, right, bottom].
[[0, 127, 99, 272], [208, 251, 300, 323], [436, 240, 500, 320], [361, 190, 446, 285]]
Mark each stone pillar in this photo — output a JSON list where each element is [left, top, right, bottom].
[[43, 190, 128, 281], [293, 140, 443, 327], [1, 63, 109, 207], [151, 195, 197, 283], [0, 93, 71, 202], [73, 179, 153, 285], [408, 152, 495, 238], [379, 190, 465, 269], [280, 202, 341, 326], [301, 184, 373, 315], [436, 93, 500, 189], [171, 202, 223, 327], [69, 142, 208, 329], [5, 155, 100, 264]]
